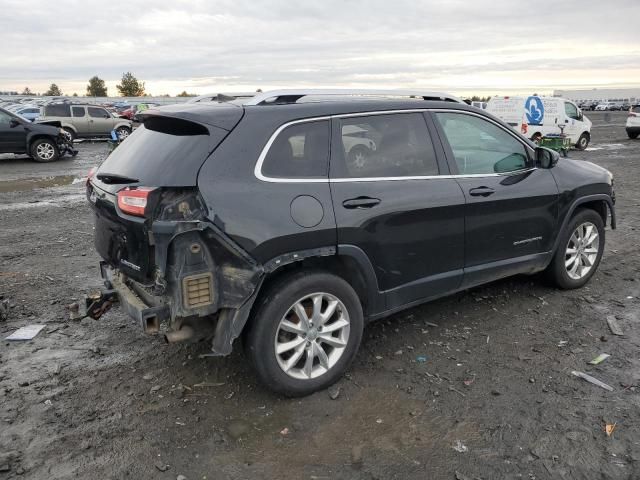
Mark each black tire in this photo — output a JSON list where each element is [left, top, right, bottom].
[[62, 128, 76, 142], [628, 131, 639, 139], [115, 126, 131, 140], [575, 133, 589, 150], [30, 138, 59, 163], [244, 270, 364, 397], [545, 208, 605, 289]]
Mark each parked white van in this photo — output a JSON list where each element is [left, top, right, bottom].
[[486, 95, 592, 150]]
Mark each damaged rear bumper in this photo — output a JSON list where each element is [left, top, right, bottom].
[[99, 262, 170, 334]]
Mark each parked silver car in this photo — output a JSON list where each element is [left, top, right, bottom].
[[37, 103, 132, 141]]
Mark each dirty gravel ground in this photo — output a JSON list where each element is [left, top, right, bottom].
[[1, 112, 639, 480]]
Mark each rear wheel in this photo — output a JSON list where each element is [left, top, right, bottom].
[[244, 271, 364, 397], [628, 131, 639, 139], [575, 133, 590, 150], [30, 138, 59, 163], [545, 209, 604, 289]]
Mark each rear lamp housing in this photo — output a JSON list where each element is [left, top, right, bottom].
[[117, 187, 155, 217]]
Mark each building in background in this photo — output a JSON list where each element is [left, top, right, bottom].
[[553, 88, 640, 104]]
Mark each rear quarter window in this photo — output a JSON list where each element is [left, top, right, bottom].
[[261, 121, 330, 178], [44, 104, 71, 117]]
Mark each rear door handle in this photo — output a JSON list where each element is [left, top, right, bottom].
[[342, 196, 381, 209], [469, 186, 495, 197]]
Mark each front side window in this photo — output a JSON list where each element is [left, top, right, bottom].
[[72, 106, 85, 117], [335, 113, 439, 178], [434, 112, 529, 175], [88, 107, 108, 118], [262, 121, 329, 178], [565, 102, 579, 120]]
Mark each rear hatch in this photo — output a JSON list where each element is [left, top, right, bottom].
[[88, 103, 243, 282]]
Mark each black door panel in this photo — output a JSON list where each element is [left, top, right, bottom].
[[432, 111, 559, 285], [331, 113, 465, 309]]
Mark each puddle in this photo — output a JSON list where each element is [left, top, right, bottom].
[[0, 175, 82, 193], [0, 194, 86, 211], [586, 143, 627, 151]]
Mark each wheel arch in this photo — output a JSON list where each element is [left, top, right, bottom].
[[552, 195, 615, 256]]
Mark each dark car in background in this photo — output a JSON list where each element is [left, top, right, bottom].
[[86, 89, 616, 396], [0, 106, 75, 162]]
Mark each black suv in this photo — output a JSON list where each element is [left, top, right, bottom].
[[0, 106, 75, 162], [86, 90, 616, 396]]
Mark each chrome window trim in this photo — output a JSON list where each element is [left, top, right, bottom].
[[254, 109, 535, 184]]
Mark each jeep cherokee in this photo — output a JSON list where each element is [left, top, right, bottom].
[[86, 89, 616, 396]]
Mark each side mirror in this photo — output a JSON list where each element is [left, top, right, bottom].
[[535, 147, 559, 169], [9, 119, 20, 128]]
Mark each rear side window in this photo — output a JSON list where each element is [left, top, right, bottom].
[[334, 113, 439, 178], [88, 107, 108, 118], [262, 121, 329, 178], [72, 106, 85, 117], [44, 104, 71, 117]]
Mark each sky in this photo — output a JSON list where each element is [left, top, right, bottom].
[[1, 0, 639, 97]]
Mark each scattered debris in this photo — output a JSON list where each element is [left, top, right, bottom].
[[155, 463, 169, 472], [558, 340, 568, 347], [394, 350, 403, 356], [571, 371, 614, 391], [5, 324, 46, 341], [279, 427, 289, 436], [150, 385, 161, 393], [588, 353, 611, 365], [327, 385, 341, 400], [193, 381, 225, 388], [416, 355, 428, 363], [424, 321, 439, 328], [449, 386, 466, 397], [529, 378, 536, 384], [606, 316, 624, 336], [177, 476, 187, 480], [376, 418, 383, 424], [452, 440, 468, 453], [67, 302, 82, 321], [605, 423, 616, 437], [463, 378, 475, 386]]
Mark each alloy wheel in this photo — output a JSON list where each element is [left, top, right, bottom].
[[274, 292, 350, 380], [565, 221, 600, 280], [36, 142, 55, 160]]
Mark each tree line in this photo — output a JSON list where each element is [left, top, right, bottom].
[[20, 72, 148, 97]]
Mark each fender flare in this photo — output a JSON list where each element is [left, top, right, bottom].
[[551, 194, 616, 256]]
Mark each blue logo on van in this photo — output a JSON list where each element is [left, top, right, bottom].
[[525, 96, 544, 125]]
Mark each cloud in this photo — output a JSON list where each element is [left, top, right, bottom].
[[1, 0, 639, 95]]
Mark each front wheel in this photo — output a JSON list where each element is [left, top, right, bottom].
[[244, 271, 364, 397], [115, 126, 131, 140], [575, 133, 590, 150], [30, 138, 59, 163], [545, 209, 605, 289]]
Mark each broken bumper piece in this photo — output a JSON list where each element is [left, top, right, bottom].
[[99, 261, 170, 333]]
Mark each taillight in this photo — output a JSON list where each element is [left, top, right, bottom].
[[629, 112, 638, 117], [117, 187, 154, 217]]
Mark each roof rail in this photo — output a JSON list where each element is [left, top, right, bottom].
[[243, 89, 464, 106]]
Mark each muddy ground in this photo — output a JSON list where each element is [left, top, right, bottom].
[[0, 112, 639, 480]]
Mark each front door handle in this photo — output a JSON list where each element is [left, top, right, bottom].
[[469, 186, 495, 197], [342, 196, 381, 209]]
